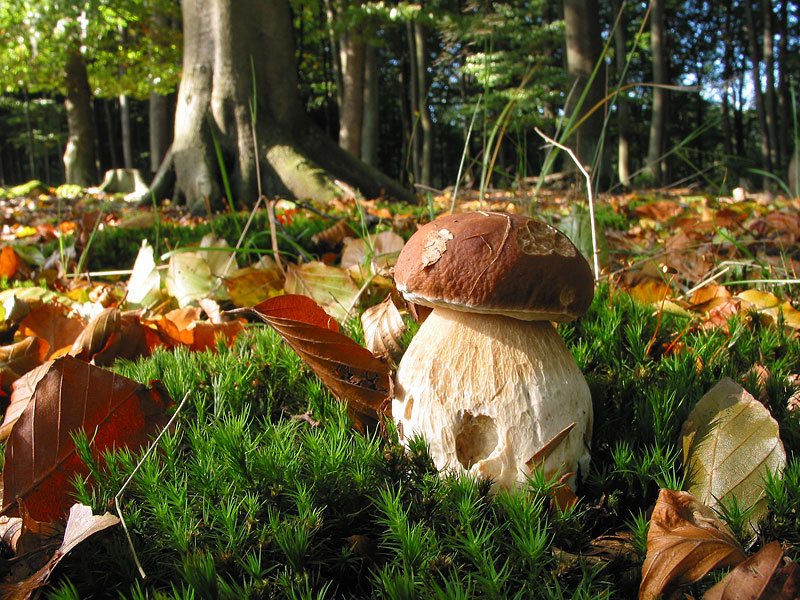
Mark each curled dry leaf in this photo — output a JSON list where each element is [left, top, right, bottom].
[[0, 361, 52, 442], [360, 295, 406, 363], [703, 541, 799, 600], [68, 306, 121, 360], [639, 489, 747, 600], [17, 303, 86, 359], [0, 356, 173, 522], [682, 377, 786, 531], [0, 503, 119, 600], [251, 295, 391, 430], [0, 337, 48, 393]]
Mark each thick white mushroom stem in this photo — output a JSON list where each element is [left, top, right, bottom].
[[392, 307, 593, 491]]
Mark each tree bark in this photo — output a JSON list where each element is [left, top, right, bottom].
[[63, 48, 98, 187], [119, 94, 133, 168], [161, 0, 411, 212], [414, 21, 433, 187], [776, 0, 790, 169], [563, 0, 606, 184], [338, 32, 365, 157], [611, 0, 630, 187], [646, 0, 668, 185], [361, 43, 379, 167], [761, 0, 779, 168], [744, 0, 772, 180], [149, 92, 173, 173]]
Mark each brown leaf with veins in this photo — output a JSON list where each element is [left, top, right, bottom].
[[69, 306, 121, 360], [703, 541, 799, 600], [639, 489, 747, 600], [0, 337, 48, 393], [251, 295, 391, 430], [0, 361, 52, 442], [361, 295, 406, 364], [0, 356, 173, 522], [17, 303, 85, 360]]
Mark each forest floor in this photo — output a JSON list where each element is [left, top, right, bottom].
[[0, 181, 797, 598]]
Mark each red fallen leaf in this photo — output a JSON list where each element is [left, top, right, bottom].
[[18, 303, 86, 359], [0, 337, 49, 393], [0, 246, 21, 279], [141, 307, 244, 352], [640, 489, 747, 600], [0, 356, 173, 523], [251, 295, 391, 429], [704, 541, 800, 600], [631, 200, 685, 222], [90, 313, 151, 366]]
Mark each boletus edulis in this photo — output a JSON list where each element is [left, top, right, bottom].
[[392, 211, 594, 491]]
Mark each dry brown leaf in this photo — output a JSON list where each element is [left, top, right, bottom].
[[360, 295, 406, 363], [68, 306, 121, 360], [311, 219, 357, 247], [0, 362, 52, 443], [639, 489, 747, 600], [0, 356, 173, 522], [0, 338, 48, 393], [703, 541, 799, 600], [251, 295, 391, 430], [0, 503, 119, 600], [0, 247, 21, 280], [17, 303, 85, 359]]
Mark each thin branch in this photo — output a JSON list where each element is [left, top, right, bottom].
[[534, 127, 600, 281]]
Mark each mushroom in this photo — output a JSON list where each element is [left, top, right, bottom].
[[391, 211, 594, 491]]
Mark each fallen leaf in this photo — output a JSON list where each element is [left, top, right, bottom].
[[17, 303, 85, 359], [682, 378, 786, 531], [165, 251, 214, 308], [0, 338, 48, 393], [284, 261, 361, 322], [225, 266, 284, 307], [703, 541, 800, 600], [311, 219, 357, 247], [69, 306, 121, 361], [0, 356, 173, 522], [639, 489, 747, 600], [0, 503, 119, 599], [141, 307, 244, 352], [0, 362, 52, 442], [341, 231, 405, 275], [360, 295, 406, 363], [420, 228, 453, 267], [0, 247, 21, 279], [125, 240, 163, 309], [737, 289, 800, 330], [251, 295, 391, 429]]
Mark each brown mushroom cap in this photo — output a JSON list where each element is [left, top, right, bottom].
[[394, 211, 594, 321]]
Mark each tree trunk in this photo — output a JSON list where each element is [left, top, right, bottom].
[[361, 43, 379, 167], [22, 88, 36, 180], [776, 0, 790, 169], [63, 48, 98, 187], [646, 0, 668, 185], [761, 0, 779, 168], [406, 21, 421, 184], [414, 21, 433, 187], [119, 94, 133, 168], [149, 92, 173, 173], [161, 0, 411, 212], [611, 0, 630, 187], [563, 0, 605, 184], [338, 32, 365, 156], [744, 0, 772, 181]]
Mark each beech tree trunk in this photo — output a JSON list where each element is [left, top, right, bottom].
[[63, 48, 98, 187], [744, 0, 772, 180], [156, 0, 411, 212], [761, 0, 779, 168], [149, 93, 173, 173], [361, 44, 379, 167], [563, 0, 605, 184], [646, 0, 668, 185], [611, 0, 630, 187], [338, 32, 366, 157]]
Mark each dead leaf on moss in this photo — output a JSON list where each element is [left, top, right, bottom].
[[361, 295, 406, 363], [639, 489, 747, 600], [704, 541, 800, 600], [0, 337, 48, 393]]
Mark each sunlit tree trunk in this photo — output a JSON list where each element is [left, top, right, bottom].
[[646, 0, 668, 185], [63, 48, 98, 186], [611, 0, 630, 187], [413, 21, 433, 187], [147, 0, 411, 211], [338, 33, 365, 156], [119, 94, 133, 168], [149, 93, 172, 174]]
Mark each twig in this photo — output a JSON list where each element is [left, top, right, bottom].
[[534, 127, 600, 281], [114, 391, 190, 579]]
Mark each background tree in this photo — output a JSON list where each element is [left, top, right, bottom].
[[152, 0, 412, 212]]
